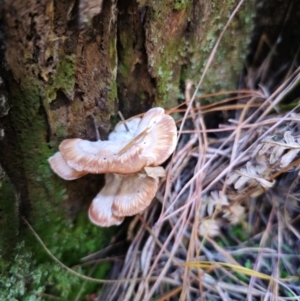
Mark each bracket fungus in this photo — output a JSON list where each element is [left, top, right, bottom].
[[48, 107, 177, 227], [48, 151, 88, 180], [57, 107, 177, 174], [89, 166, 166, 227]]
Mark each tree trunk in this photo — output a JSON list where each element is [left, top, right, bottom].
[[0, 0, 253, 299]]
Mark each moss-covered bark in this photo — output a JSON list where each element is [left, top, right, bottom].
[[0, 0, 255, 299], [117, 0, 254, 110], [0, 0, 117, 299]]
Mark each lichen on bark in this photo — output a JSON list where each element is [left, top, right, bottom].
[[116, 0, 255, 109]]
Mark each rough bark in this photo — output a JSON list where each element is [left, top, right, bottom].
[[0, 0, 254, 299]]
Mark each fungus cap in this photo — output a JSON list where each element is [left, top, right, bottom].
[[59, 139, 147, 174], [48, 151, 87, 180], [88, 173, 125, 227], [59, 107, 177, 175], [108, 117, 141, 141], [88, 166, 166, 226]]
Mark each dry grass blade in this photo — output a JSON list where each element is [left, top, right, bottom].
[[99, 101, 300, 298], [94, 1, 300, 300]]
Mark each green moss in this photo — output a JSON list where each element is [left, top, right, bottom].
[[118, 32, 135, 78], [0, 244, 33, 301], [145, 1, 192, 107], [1, 76, 113, 299], [0, 173, 19, 260], [174, 0, 189, 10], [186, 0, 255, 95], [45, 55, 75, 103], [0, 240, 110, 301], [146, 0, 254, 106], [154, 40, 185, 107], [107, 79, 118, 112]]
